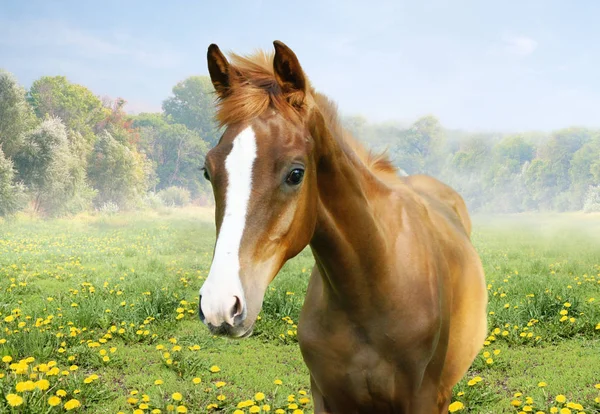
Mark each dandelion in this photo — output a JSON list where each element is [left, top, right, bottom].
[[48, 396, 61, 406], [537, 381, 547, 387], [555, 395, 567, 403], [274, 379, 283, 385], [192, 377, 201, 384], [172, 392, 183, 401], [209, 365, 220, 373], [176, 407, 188, 413], [255, 392, 265, 401], [6, 394, 24, 407], [448, 401, 464, 412], [215, 381, 226, 388], [64, 399, 82, 410]]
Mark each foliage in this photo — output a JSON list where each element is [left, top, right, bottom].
[[13, 117, 92, 216], [0, 147, 25, 216], [162, 76, 220, 146], [158, 186, 191, 207], [0, 70, 36, 158], [134, 113, 209, 197], [87, 130, 149, 208], [583, 186, 600, 213], [27, 76, 104, 144]]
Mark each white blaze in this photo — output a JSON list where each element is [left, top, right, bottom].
[[200, 126, 257, 326]]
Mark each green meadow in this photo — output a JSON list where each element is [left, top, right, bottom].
[[0, 209, 599, 413]]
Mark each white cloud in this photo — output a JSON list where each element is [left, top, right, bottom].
[[502, 35, 538, 56]]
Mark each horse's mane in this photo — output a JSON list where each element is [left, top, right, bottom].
[[215, 51, 396, 176]]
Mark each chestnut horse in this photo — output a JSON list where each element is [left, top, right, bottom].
[[198, 41, 488, 413]]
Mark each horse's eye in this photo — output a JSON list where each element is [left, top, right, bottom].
[[202, 168, 210, 181], [286, 168, 304, 186]]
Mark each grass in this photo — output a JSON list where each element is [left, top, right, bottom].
[[0, 208, 599, 413]]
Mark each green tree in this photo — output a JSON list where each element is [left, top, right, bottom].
[[14, 117, 89, 216], [27, 76, 105, 145], [87, 130, 149, 208], [0, 70, 36, 158], [162, 76, 220, 146], [133, 113, 209, 196], [0, 147, 25, 216], [392, 115, 445, 175]]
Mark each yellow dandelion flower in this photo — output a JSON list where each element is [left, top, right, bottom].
[[48, 396, 61, 406], [538, 382, 547, 387], [448, 401, 464, 412], [56, 389, 67, 397], [64, 399, 81, 410], [249, 407, 261, 414], [155, 379, 164, 385], [192, 377, 201, 384], [2, 355, 12, 363], [215, 381, 226, 388], [6, 394, 24, 407], [176, 407, 187, 413], [555, 395, 566, 403], [274, 379, 283, 385], [255, 392, 265, 401], [172, 392, 183, 401], [209, 365, 220, 373]]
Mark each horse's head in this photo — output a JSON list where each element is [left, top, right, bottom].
[[198, 41, 320, 338]]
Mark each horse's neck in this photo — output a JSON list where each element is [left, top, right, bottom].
[[309, 112, 389, 301]]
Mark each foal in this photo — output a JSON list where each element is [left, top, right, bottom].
[[198, 40, 488, 413]]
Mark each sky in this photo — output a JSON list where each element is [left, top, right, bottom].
[[1, 0, 599, 132]]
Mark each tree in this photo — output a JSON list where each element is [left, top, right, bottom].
[[87, 130, 149, 208], [0, 70, 36, 158], [391, 115, 446, 175], [162, 76, 220, 146], [0, 147, 25, 216], [133, 113, 209, 197], [27, 76, 105, 145], [14, 117, 89, 216], [569, 133, 600, 209]]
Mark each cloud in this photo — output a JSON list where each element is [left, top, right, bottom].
[[0, 19, 182, 69], [502, 35, 538, 56]]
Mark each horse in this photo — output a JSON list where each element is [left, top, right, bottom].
[[198, 40, 488, 413]]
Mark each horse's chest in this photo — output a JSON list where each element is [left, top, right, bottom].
[[298, 313, 412, 411]]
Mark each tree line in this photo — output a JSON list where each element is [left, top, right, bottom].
[[1, 69, 599, 217], [343, 115, 600, 213], [0, 71, 218, 216]]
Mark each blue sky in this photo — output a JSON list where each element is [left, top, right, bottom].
[[1, 0, 599, 131]]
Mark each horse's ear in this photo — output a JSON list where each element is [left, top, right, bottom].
[[273, 40, 306, 107], [207, 44, 230, 97]]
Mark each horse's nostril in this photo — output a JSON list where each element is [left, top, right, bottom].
[[231, 295, 243, 320]]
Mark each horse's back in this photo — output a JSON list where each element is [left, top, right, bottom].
[[400, 174, 472, 237]]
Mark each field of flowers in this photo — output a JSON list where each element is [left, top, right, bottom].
[[0, 209, 599, 413]]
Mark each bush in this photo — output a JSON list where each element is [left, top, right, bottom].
[[583, 186, 600, 212], [158, 186, 191, 207], [0, 148, 26, 216], [143, 192, 165, 209]]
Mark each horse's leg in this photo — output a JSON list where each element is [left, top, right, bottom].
[[310, 375, 332, 414], [437, 390, 451, 414]]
